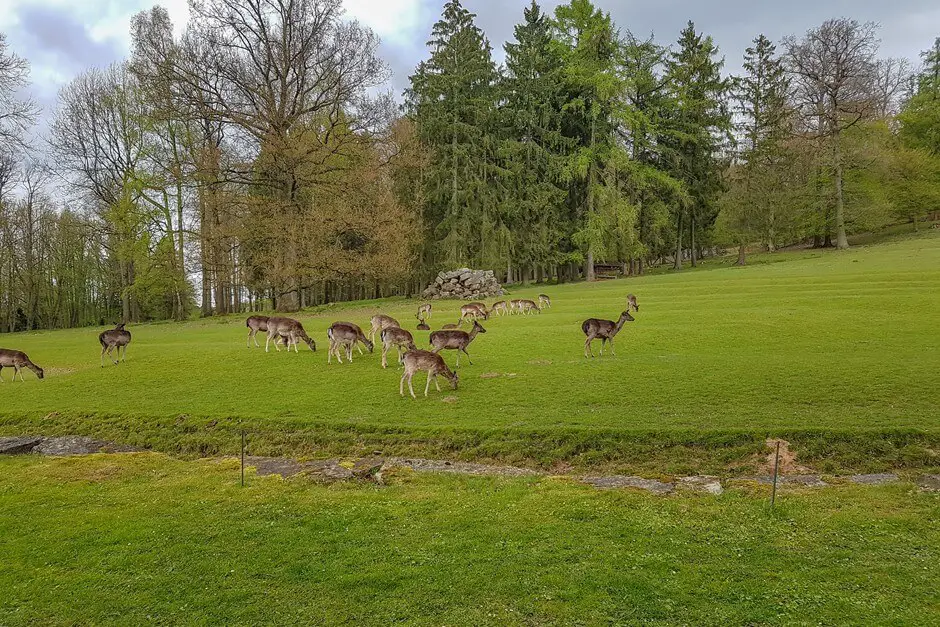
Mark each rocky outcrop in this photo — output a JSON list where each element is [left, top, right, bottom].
[[422, 268, 504, 300]]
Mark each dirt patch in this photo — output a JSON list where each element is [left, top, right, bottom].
[[386, 457, 539, 478], [759, 439, 812, 474], [480, 372, 500, 379], [442, 396, 458, 403], [527, 360, 552, 366], [582, 475, 674, 495]]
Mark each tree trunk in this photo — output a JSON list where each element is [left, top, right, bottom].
[[585, 250, 595, 282], [673, 212, 683, 270], [737, 243, 746, 266], [690, 216, 697, 267], [833, 131, 849, 249]]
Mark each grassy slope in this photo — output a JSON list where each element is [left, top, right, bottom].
[[1, 232, 938, 472], [1, 453, 938, 625]]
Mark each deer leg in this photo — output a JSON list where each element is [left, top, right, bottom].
[[265, 332, 273, 353], [408, 374, 416, 399], [381, 344, 388, 369], [584, 336, 594, 358], [434, 376, 441, 392], [101, 345, 107, 367], [609, 337, 616, 356], [424, 373, 432, 397], [400, 372, 407, 396], [346, 343, 353, 362], [356, 342, 364, 356], [15, 365, 22, 382], [462, 348, 472, 365], [0, 366, 4, 382]]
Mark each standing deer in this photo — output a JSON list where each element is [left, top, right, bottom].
[[417, 303, 432, 319], [490, 301, 508, 316], [518, 299, 541, 315], [369, 314, 400, 344], [538, 294, 552, 309], [416, 313, 430, 330], [626, 294, 639, 312], [381, 326, 418, 368], [99, 323, 132, 366], [458, 303, 488, 325], [0, 349, 44, 381], [429, 320, 486, 367], [265, 317, 316, 353], [582, 311, 635, 357], [400, 350, 459, 399], [246, 315, 269, 348], [508, 299, 524, 315], [327, 323, 371, 364]]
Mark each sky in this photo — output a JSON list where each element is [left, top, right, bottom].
[[2, 0, 938, 136]]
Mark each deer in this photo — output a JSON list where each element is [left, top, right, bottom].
[[490, 301, 508, 316], [399, 350, 459, 399], [458, 303, 488, 325], [265, 317, 316, 353], [369, 314, 400, 345], [333, 321, 373, 356], [582, 311, 635, 358], [518, 299, 541, 315], [381, 326, 418, 369], [508, 299, 524, 315], [416, 313, 430, 330], [417, 303, 432, 319], [0, 348, 44, 381], [99, 322, 132, 367], [538, 294, 552, 309], [626, 294, 639, 312], [246, 315, 270, 348], [440, 322, 460, 330], [429, 319, 486, 367]]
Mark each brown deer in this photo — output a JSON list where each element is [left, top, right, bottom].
[[518, 299, 541, 315], [246, 315, 270, 348], [582, 311, 635, 357], [508, 299, 524, 315], [429, 320, 486, 367], [538, 294, 551, 309], [400, 350, 458, 399], [459, 303, 488, 325], [333, 321, 372, 356], [626, 294, 639, 312], [99, 322, 132, 366], [0, 348, 44, 381], [265, 317, 316, 353], [369, 314, 400, 344], [327, 323, 370, 364], [490, 301, 508, 316], [416, 313, 430, 330], [440, 322, 459, 330], [417, 303, 432, 319], [381, 326, 418, 368]]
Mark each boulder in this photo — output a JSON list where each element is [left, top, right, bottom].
[[0, 436, 42, 455]]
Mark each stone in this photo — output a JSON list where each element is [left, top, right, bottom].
[[678, 475, 723, 495], [849, 473, 899, 485], [352, 457, 385, 479], [581, 475, 674, 495], [35, 436, 111, 456], [916, 474, 940, 491], [0, 436, 42, 455]]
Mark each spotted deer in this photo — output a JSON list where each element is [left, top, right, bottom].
[[508, 299, 524, 315], [416, 313, 430, 330], [626, 294, 639, 312], [429, 320, 486, 367], [265, 317, 316, 353], [582, 311, 635, 357], [459, 303, 488, 325], [440, 322, 459, 330], [399, 350, 458, 399], [334, 321, 372, 356], [518, 299, 541, 315], [99, 322, 132, 366], [327, 322, 373, 363], [490, 301, 508, 316], [0, 348, 44, 381], [538, 294, 551, 309], [380, 326, 418, 369], [417, 303, 432, 319], [369, 314, 400, 344]]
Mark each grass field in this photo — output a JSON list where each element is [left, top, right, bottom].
[[1, 453, 938, 625], [1, 231, 939, 473]]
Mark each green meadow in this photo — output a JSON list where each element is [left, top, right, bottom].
[[1, 231, 939, 473]]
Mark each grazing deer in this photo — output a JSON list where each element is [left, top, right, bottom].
[[327, 323, 369, 364], [519, 299, 541, 315], [369, 314, 400, 344], [99, 322, 132, 366], [429, 320, 486, 367], [508, 299, 524, 315], [333, 321, 373, 356], [246, 315, 270, 348], [626, 293, 639, 312], [538, 294, 551, 309], [400, 350, 459, 399], [440, 322, 459, 330], [582, 311, 635, 358], [0, 348, 44, 381], [417, 303, 432, 319], [381, 326, 418, 368], [490, 301, 508, 316], [416, 313, 430, 331], [459, 303, 488, 325], [265, 317, 316, 353]]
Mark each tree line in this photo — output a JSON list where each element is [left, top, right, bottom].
[[0, 0, 938, 332]]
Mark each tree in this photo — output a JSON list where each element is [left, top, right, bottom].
[[785, 19, 880, 250], [899, 37, 940, 155], [0, 33, 38, 147]]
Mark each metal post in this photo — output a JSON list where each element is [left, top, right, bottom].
[[770, 440, 781, 507], [241, 430, 246, 487]]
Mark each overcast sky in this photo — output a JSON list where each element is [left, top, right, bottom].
[[2, 0, 938, 136]]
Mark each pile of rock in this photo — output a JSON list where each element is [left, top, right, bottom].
[[422, 268, 504, 300]]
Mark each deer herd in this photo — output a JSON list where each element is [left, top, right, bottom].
[[1, 291, 642, 399]]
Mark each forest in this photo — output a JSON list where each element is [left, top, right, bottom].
[[0, 0, 938, 331]]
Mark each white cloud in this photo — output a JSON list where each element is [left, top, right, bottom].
[[343, 0, 424, 46]]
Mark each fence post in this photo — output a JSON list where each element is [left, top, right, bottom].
[[770, 440, 781, 507], [240, 430, 246, 488]]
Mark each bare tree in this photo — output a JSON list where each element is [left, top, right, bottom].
[[784, 19, 880, 249], [0, 34, 38, 147]]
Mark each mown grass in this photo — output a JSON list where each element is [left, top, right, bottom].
[[0, 453, 938, 625], [1, 232, 938, 473]]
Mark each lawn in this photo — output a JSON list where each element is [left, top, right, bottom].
[[1, 453, 938, 625], [1, 232, 939, 473]]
